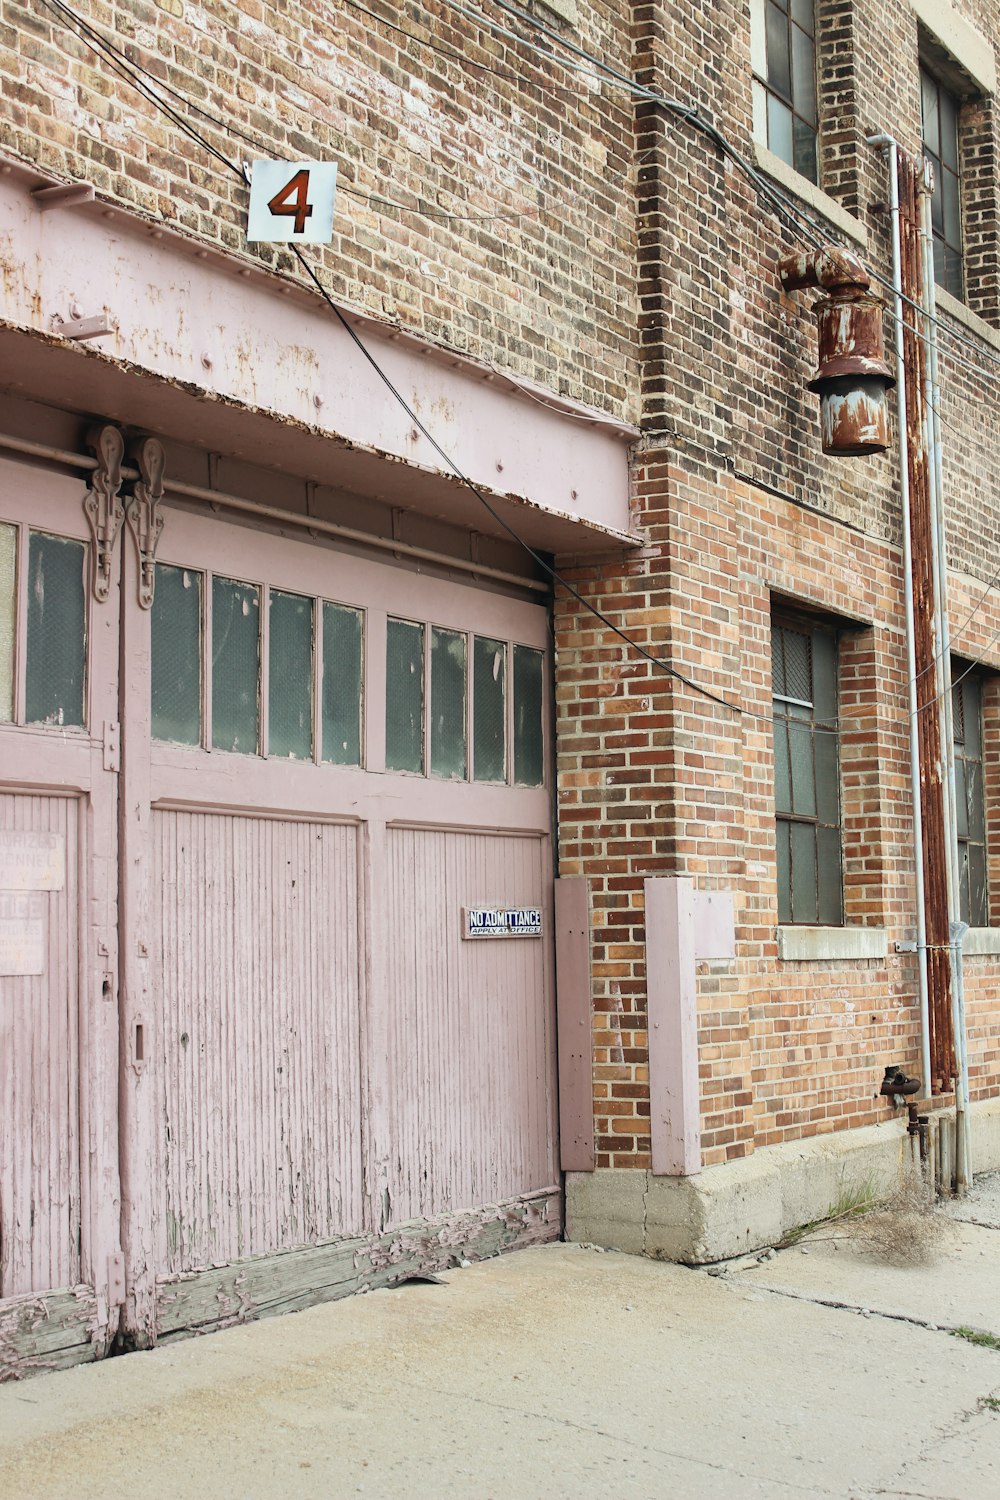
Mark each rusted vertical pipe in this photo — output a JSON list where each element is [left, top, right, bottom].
[[898, 150, 957, 1091]]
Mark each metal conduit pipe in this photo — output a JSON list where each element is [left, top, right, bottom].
[[867, 133, 933, 1099], [918, 171, 972, 1192], [0, 430, 550, 595]]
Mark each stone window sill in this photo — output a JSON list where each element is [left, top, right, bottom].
[[777, 926, 888, 962], [933, 287, 1000, 353], [963, 928, 1000, 957], [751, 142, 869, 248]]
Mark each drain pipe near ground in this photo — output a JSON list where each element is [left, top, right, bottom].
[[867, 133, 933, 1102], [917, 166, 971, 1193]]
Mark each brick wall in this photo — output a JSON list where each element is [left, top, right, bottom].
[[557, 0, 1000, 1167], [2, 0, 639, 415]]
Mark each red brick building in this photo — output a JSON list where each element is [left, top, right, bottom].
[[1, 0, 999, 1372]]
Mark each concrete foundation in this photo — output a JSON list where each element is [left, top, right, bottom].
[[566, 1098, 1000, 1263]]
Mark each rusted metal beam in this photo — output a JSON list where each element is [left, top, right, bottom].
[[898, 149, 957, 1091]]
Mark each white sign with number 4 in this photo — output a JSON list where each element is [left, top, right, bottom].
[[247, 160, 338, 244]]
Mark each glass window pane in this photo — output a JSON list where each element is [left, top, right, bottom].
[[942, 242, 964, 299], [921, 72, 939, 153], [431, 627, 467, 780], [793, 118, 818, 183], [322, 602, 363, 767], [514, 645, 544, 787], [386, 618, 424, 773], [942, 168, 962, 251], [814, 719, 840, 825], [783, 627, 811, 702], [791, 26, 816, 124], [811, 629, 837, 718], [790, 821, 818, 923], [151, 564, 202, 745], [750, 2, 767, 77], [967, 760, 985, 842], [776, 819, 792, 924], [765, 1, 792, 97], [962, 679, 981, 755], [791, 0, 814, 35], [767, 94, 794, 166], [211, 576, 260, 754], [473, 636, 506, 783], [955, 757, 969, 838], [958, 842, 971, 927], [269, 590, 313, 760], [771, 628, 786, 698], [788, 716, 816, 816], [817, 824, 844, 925], [939, 88, 959, 172], [25, 531, 86, 728], [0, 523, 15, 723], [968, 843, 988, 928], [773, 717, 792, 813]]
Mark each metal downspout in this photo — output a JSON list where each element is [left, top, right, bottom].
[[867, 134, 932, 1099], [918, 169, 971, 1192]]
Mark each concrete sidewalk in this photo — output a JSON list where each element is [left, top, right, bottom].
[[2, 1180, 999, 1500]]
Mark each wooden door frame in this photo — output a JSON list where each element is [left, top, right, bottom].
[[0, 456, 123, 1376]]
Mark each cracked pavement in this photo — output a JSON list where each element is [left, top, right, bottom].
[[1, 1178, 999, 1498]]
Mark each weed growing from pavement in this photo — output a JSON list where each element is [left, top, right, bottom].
[[953, 1327, 1000, 1351], [778, 1179, 947, 1265], [978, 1395, 1000, 1411]]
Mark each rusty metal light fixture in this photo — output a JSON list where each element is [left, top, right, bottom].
[[779, 247, 896, 456]]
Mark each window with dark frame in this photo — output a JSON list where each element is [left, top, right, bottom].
[[952, 672, 988, 928], [921, 65, 965, 299], [772, 617, 843, 925], [751, 0, 819, 185]]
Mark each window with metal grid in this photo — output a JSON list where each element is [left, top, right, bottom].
[[921, 66, 964, 300], [952, 673, 988, 927], [750, 0, 819, 184], [772, 617, 843, 925]]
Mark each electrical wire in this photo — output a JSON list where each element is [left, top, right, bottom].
[[36, 0, 763, 722], [468, 0, 1000, 388]]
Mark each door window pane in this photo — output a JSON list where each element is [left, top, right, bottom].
[[386, 618, 424, 773], [431, 627, 467, 780], [474, 636, 506, 783], [322, 602, 363, 766], [212, 576, 260, 754], [269, 589, 313, 760], [151, 564, 202, 745], [0, 523, 15, 723], [25, 531, 86, 728], [513, 645, 544, 787]]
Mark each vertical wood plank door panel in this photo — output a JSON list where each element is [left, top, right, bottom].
[[0, 793, 81, 1297], [382, 828, 555, 1225], [153, 810, 364, 1273]]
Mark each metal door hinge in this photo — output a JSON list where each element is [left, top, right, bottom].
[[107, 1252, 126, 1308], [126, 436, 165, 609], [103, 720, 121, 772], [83, 425, 126, 603]]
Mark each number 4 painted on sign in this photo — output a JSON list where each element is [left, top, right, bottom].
[[247, 160, 338, 245]]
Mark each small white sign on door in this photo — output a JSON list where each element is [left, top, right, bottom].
[[0, 893, 45, 976], [247, 161, 338, 244], [0, 830, 65, 892], [463, 906, 543, 940]]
